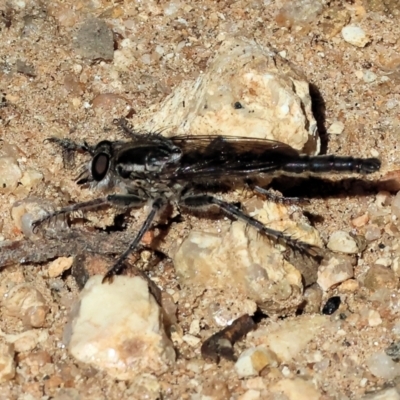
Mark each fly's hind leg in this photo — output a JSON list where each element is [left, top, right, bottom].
[[180, 194, 324, 258], [252, 185, 308, 206]]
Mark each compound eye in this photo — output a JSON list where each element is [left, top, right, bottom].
[[92, 152, 110, 181]]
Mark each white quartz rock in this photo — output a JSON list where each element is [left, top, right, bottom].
[[341, 25, 370, 48], [144, 38, 319, 154], [66, 275, 175, 380]]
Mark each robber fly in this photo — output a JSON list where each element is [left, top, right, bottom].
[[32, 119, 381, 283]]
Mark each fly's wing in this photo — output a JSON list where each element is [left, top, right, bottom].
[[167, 135, 301, 181]]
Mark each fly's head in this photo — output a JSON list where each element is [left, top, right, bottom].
[[76, 140, 117, 191]]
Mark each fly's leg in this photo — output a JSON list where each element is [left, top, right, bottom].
[[32, 194, 146, 233], [45, 137, 94, 168], [102, 198, 164, 283], [253, 186, 306, 205], [45, 137, 94, 154], [181, 194, 323, 258]]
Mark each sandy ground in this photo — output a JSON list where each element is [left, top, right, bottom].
[[1, 0, 400, 399]]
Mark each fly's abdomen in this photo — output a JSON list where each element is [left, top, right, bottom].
[[282, 155, 381, 175]]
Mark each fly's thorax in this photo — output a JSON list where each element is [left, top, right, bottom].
[[114, 140, 182, 179]]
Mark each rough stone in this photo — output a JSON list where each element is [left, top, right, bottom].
[[2, 284, 49, 328], [327, 121, 344, 135], [174, 221, 301, 317], [361, 388, 400, 400], [144, 38, 320, 154], [48, 257, 74, 278], [366, 352, 400, 380], [251, 315, 328, 362], [341, 25, 370, 47], [0, 339, 15, 382], [66, 275, 175, 380], [0, 157, 22, 194], [317, 255, 354, 291], [173, 197, 322, 318], [73, 18, 114, 62], [364, 265, 397, 291], [327, 230, 359, 254], [235, 346, 278, 378]]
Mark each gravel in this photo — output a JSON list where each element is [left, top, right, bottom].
[[0, 0, 399, 398]]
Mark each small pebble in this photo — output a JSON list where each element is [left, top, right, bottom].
[[364, 224, 382, 242], [271, 378, 322, 399], [322, 296, 341, 315], [317, 256, 354, 291], [361, 387, 400, 400], [339, 279, 359, 292], [182, 334, 201, 347], [73, 18, 114, 62], [276, 0, 323, 28], [341, 25, 370, 47], [48, 257, 74, 278], [375, 257, 391, 267], [391, 191, 400, 218], [364, 265, 397, 291], [366, 352, 400, 380], [368, 310, 382, 327], [0, 157, 22, 194], [327, 121, 344, 135], [7, 329, 49, 352], [0, 339, 15, 382], [302, 284, 323, 313], [92, 93, 129, 111], [235, 346, 278, 378], [351, 213, 369, 228], [189, 319, 200, 335], [327, 231, 358, 254], [363, 70, 377, 83], [20, 169, 43, 190], [2, 284, 49, 328]]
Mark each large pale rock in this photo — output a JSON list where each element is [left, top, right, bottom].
[[173, 198, 322, 318], [144, 38, 319, 154], [65, 275, 175, 380]]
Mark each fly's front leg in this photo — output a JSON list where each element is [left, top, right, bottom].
[[45, 137, 94, 154], [102, 198, 165, 283], [181, 194, 323, 258], [32, 194, 146, 233], [45, 137, 94, 168]]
